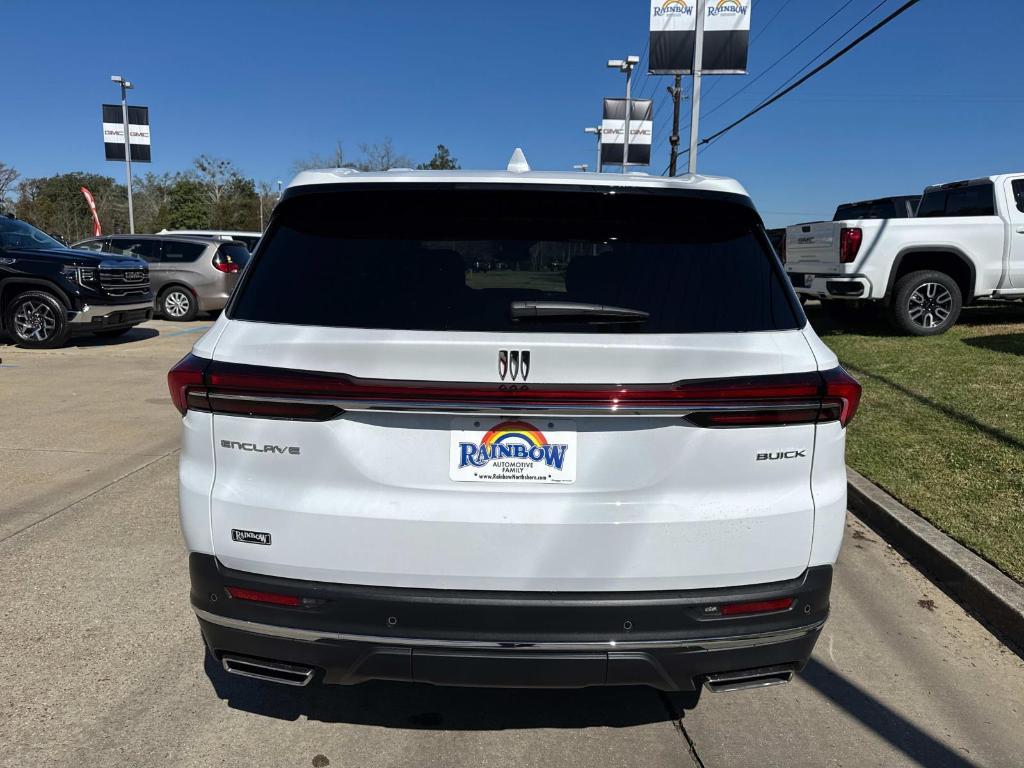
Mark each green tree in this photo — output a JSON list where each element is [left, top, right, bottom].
[[165, 177, 210, 229], [417, 144, 460, 170], [15, 172, 127, 242]]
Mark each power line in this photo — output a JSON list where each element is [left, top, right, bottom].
[[702, 0, 861, 121], [688, 0, 922, 158]]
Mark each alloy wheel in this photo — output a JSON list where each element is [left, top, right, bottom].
[[13, 299, 58, 342], [165, 291, 191, 319], [908, 282, 953, 329]]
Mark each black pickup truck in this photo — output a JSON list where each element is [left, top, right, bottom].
[[0, 216, 153, 348]]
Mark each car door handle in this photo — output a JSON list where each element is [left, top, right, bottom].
[[1016, 226, 1024, 234]]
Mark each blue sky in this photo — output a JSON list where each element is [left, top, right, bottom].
[[3, 0, 1021, 226]]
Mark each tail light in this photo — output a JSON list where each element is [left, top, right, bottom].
[[167, 356, 862, 428], [168, 353, 210, 415], [213, 253, 240, 273], [839, 227, 863, 264], [225, 587, 302, 607]]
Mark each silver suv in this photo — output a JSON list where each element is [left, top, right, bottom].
[[73, 235, 249, 321]]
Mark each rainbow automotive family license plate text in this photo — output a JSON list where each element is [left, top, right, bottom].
[[449, 418, 577, 484]]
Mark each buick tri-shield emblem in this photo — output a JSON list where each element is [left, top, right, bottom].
[[498, 350, 530, 381]]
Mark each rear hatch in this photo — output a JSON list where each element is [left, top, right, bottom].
[[202, 183, 823, 591]]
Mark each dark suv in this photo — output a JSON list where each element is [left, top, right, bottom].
[[0, 216, 153, 348]]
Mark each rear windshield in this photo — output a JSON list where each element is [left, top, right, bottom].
[[834, 197, 918, 220], [230, 186, 802, 334], [917, 183, 995, 218], [218, 243, 251, 268]]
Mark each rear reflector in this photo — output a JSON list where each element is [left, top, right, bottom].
[[167, 356, 862, 427], [225, 587, 302, 607], [720, 597, 794, 616]]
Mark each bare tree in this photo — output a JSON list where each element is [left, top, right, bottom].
[[0, 162, 19, 212], [292, 140, 349, 174], [356, 138, 412, 171]]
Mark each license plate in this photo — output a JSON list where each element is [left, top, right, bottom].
[[449, 417, 577, 484]]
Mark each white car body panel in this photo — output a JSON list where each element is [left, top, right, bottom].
[[177, 169, 851, 595]]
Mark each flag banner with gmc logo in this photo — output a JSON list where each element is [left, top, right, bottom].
[[600, 99, 653, 166], [649, 0, 751, 75], [101, 104, 151, 162]]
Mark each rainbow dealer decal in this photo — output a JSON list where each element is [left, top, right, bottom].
[[449, 418, 577, 484], [649, 0, 751, 75]]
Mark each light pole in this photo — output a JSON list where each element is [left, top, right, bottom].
[[110, 75, 135, 233], [584, 127, 602, 172], [688, 0, 708, 175], [607, 55, 640, 172]]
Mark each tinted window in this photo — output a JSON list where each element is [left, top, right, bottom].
[[1012, 180, 1024, 214], [161, 241, 207, 262], [918, 183, 996, 218], [834, 201, 897, 220], [231, 186, 801, 334], [107, 238, 159, 261], [74, 239, 106, 252]]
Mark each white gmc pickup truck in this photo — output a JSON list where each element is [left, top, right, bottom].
[[785, 174, 1024, 335]]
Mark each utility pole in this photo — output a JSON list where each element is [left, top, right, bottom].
[[111, 75, 135, 233], [668, 76, 683, 176], [584, 126, 603, 172], [607, 55, 640, 172], [688, 0, 707, 175]]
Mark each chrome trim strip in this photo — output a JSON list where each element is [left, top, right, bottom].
[[67, 301, 154, 324], [202, 392, 824, 419], [194, 608, 824, 652]]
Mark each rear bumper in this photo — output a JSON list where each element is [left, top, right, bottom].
[[788, 272, 874, 299], [190, 553, 831, 691]]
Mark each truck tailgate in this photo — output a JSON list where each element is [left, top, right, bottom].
[[785, 221, 842, 273]]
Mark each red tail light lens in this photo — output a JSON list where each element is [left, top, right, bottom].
[[225, 586, 301, 607], [213, 256, 240, 273], [170, 360, 862, 428], [839, 227, 863, 264], [720, 597, 794, 616], [167, 353, 210, 415], [820, 366, 862, 427]]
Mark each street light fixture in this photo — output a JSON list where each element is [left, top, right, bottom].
[[607, 55, 640, 172], [111, 75, 136, 233]]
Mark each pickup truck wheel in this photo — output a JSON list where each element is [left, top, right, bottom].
[[160, 287, 198, 321], [5, 290, 71, 349], [889, 270, 962, 336]]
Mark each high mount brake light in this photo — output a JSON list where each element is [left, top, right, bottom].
[[167, 357, 862, 428]]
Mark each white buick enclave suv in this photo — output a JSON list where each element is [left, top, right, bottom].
[[169, 161, 860, 693]]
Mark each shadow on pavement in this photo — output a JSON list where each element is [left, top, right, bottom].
[[203, 651, 700, 729], [805, 303, 1024, 338], [802, 659, 983, 768], [67, 327, 160, 347], [963, 332, 1024, 357]]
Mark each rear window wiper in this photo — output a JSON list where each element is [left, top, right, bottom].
[[510, 301, 649, 323]]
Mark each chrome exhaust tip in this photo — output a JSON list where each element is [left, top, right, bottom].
[[221, 654, 315, 687], [703, 664, 795, 693]]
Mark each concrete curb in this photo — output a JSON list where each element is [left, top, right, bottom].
[[847, 467, 1024, 650]]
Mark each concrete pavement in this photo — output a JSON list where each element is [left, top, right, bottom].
[[1, 320, 1022, 767]]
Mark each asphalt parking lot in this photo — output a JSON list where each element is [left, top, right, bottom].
[[2, 319, 1023, 768]]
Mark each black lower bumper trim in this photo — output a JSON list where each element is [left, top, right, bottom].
[[190, 554, 830, 690]]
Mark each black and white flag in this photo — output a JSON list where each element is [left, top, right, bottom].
[[102, 104, 152, 163], [649, 0, 751, 75], [600, 99, 654, 166]]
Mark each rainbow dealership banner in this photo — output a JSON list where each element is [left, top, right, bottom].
[[650, 0, 751, 74], [600, 99, 654, 166]]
